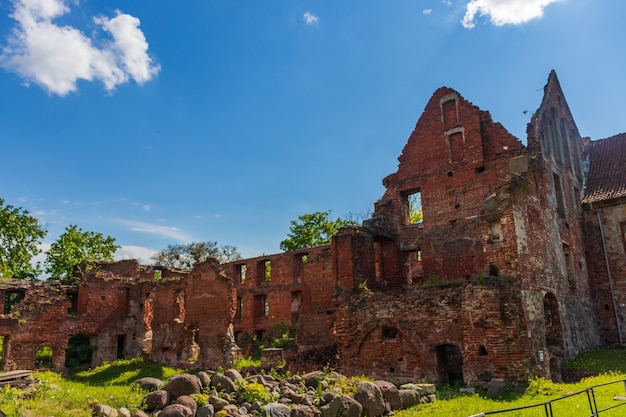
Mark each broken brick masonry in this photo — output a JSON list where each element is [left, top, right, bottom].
[[1, 71, 625, 387]]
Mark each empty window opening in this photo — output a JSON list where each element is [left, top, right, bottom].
[[153, 269, 162, 281], [117, 335, 126, 360], [405, 249, 423, 284], [36, 345, 53, 369], [173, 290, 185, 322], [291, 291, 302, 322], [553, 173, 566, 218], [563, 244, 576, 288], [0, 335, 5, 366], [435, 344, 464, 386], [605, 304, 610, 311], [488, 219, 502, 243], [65, 333, 94, 369], [67, 290, 78, 315], [485, 264, 499, 277], [3, 290, 25, 315], [479, 346, 488, 356], [405, 191, 423, 224], [294, 253, 308, 283], [254, 295, 269, 318], [382, 326, 399, 340], [449, 131, 465, 162], [543, 293, 563, 349], [257, 260, 271, 284], [447, 171, 453, 177], [475, 166, 485, 174], [573, 187, 580, 214], [235, 264, 247, 284], [237, 297, 243, 321]]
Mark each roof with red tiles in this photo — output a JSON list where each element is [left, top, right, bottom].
[[583, 133, 626, 204]]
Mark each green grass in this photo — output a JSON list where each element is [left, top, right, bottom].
[[1, 350, 626, 417], [0, 357, 182, 417], [396, 348, 626, 417]]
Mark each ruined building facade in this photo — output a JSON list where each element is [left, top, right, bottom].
[[1, 71, 625, 386]]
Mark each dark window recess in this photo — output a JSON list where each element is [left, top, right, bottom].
[[4, 290, 25, 315], [67, 290, 78, 315], [234, 264, 247, 284], [553, 173, 566, 218], [382, 326, 399, 340]]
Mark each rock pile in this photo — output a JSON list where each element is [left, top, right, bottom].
[[92, 370, 437, 417]]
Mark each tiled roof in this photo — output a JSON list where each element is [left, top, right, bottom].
[[583, 133, 626, 204]]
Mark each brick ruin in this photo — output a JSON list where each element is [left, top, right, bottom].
[[1, 71, 625, 387]]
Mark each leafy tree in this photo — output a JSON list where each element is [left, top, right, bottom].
[[45, 225, 120, 283], [152, 241, 242, 269], [279, 211, 359, 252], [0, 198, 47, 279]]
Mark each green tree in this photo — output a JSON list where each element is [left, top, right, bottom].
[[279, 211, 359, 252], [152, 241, 242, 269], [45, 225, 120, 283], [0, 198, 47, 279]]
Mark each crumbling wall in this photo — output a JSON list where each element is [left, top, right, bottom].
[[334, 279, 530, 385], [228, 245, 336, 353]]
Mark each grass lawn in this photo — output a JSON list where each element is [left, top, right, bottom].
[[1, 349, 626, 417]]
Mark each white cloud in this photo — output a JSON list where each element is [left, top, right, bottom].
[[303, 11, 319, 25], [0, 0, 160, 96], [462, 0, 561, 29], [115, 219, 194, 243], [423, 9, 433, 15], [115, 245, 157, 263]]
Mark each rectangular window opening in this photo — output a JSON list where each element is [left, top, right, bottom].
[[488, 219, 502, 243], [294, 253, 308, 283], [405, 191, 423, 224], [563, 244, 576, 288], [67, 290, 78, 315], [256, 260, 271, 284], [235, 264, 247, 284], [236, 297, 243, 322], [254, 294, 269, 318], [553, 173, 566, 218], [3, 290, 25, 315]]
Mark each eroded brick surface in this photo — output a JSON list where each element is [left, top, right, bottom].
[[1, 71, 624, 387]]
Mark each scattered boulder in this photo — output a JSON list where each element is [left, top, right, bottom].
[[118, 407, 131, 417], [212, 373, 238, 393], [354, 381, 385, 417], [159, 403, 194, 417], [225, 368, 244, 382], [92, 404, 118, 417], [398, 389, 420, 409], [135, 377, 164, 392], [374, 380, 402, 411], [145, 389, 170, 411], [197, 404, 216, 417], [210, 395, 231, 411], [164, 373, 202, 399], [131, 411, 149, 417], [290, 404, 317, 417], [175, 394, 198, 415], [263, 402, 292, 417], [338, 396, 362, 417]]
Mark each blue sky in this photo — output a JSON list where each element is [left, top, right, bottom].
[[1, 0, 625, 268]]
